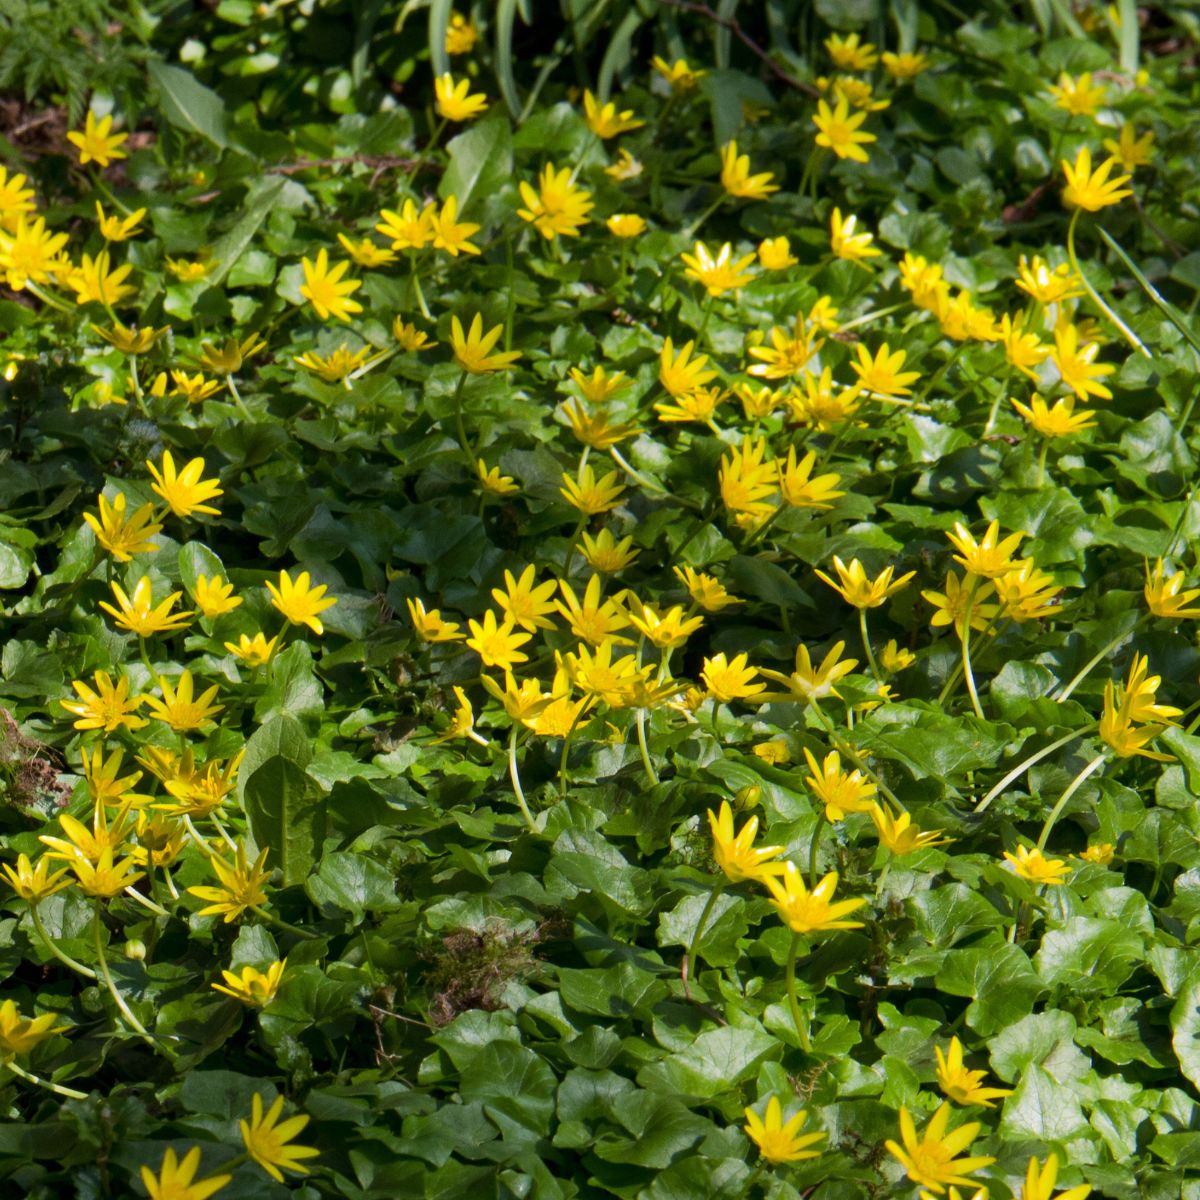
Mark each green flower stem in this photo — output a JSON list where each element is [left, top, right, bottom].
[[561, 516, 588, 578], [1055, 617, 1145, 703], [138, 638, 155, 681], [558, 706, 587, 799], [858, 608, 882, 684], [122, 886, 170, 918], [23, 281, 72, 314], [409, 254, 432, 320], [809, 701, 906, 811], [683, 193, 725, 241], [224, 374, 253, 421], [31, 904, 96, 979], [209, 810, 239, 853], [182, 814, 216, 857], [1036, 751, 1109, 852], [250, 905, 319, 940], [636, 708, 659, 785], [5, 1060, 88, 1101], [450, 371, 472, 468], [875, 854, 893, 899], [508, 726, 539, 834], [807, 819, 825, 888], [682, 881, 724, 999], [695, 293, 716, 344], [984, 367, 1013, 436], [1066, 208, 1149, 358], [93, 901, 156, 1048], [128, 355, 144, 412], [89, 167, 133, 216], [1035, 439, 1050, 488], [974, 722, 1097, 814], [161, 866, 180, 901], [784, 933, 812, 1053], [960, 579, 985, 720]]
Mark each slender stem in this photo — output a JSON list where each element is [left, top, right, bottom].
[[450, 371, 472, 467], [225, 374, 252, 421], [807, 819, 824, 887], [561, 516, 587, 578], [508, 726, 539, 833], [5, 1060, 88, 1100], [974, 722, 1097, 814], [1036, 439, 1049, 488], [209, 810, 239, 853], [1036, 752, 1108, 852], [24, 281, 73, 313], [784, 933, 812, 1053], [31, 905, 96, 979], [683, 193, 725, 241], [93, 902, 155, 1047], [1066, 208, 1150, 357], [558, 706, 586, 799], [249, 905, 319, 940], [1056, 618, 1144, 702], [874, 855, 892, 899], [636, 708, 660, 785], [122, 887, 170, 918], [609, 445, 675, 499], [182, 814, 216, 856], [138, 639, 155, 680], [409, 254, 432, 320], [960, 580, 985, 719], [682, 881, 724, 999], [859, 608, 881, 684]]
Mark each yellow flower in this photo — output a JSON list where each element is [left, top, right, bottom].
[[569, 364, 632, 404], [1051, 323, 1114, 401], [336, 232, 396, 267], [1004, 844, 1072, 886], [66, 111, 128, 167], [813, 96, 876, 162], [147, 449, 224, 519], [187, 842, 270, 922], [556, 575, 630, 645], [66, 248, 135, 306], [140, 1146, 231, 1200], [561, 639, 649, 707], [1015, 255, 1084, 305], [999, 314, 1050, 382], [815, 556, 914, 609], [480, 674, 552, 727], [394, 317, 437, 351], [1102, 123, 1155, 171], [266, 569, 337, 634], [1020, 1154, 1092, 1200], [627, 601, 703, 649], [0, 999, 68, 1061], [144, 670, 223, 732], [830, 206, 880, 262], [1145, 559, 1200, 619], [451, 313, 522, 374], [885, 1102, 995, 1194], [517, 163, 594, 240], [563, 399, 639, 449], [492, 565, 558, 633], [744, 1096, 826, 1163], [947, 519, 1025, 578], [1047, 71, 1106, 116], [719, 437, 777, 520], [583, 89, 644, 138], [69, 848, 144, 898], [825, 75, 889, 112], [434, 685, 489, 745], [561, 465, 625, 515], [881, 50, 930, 79], [1098, 652, 1180, 760], [778, 447, 844, 510], [61, 669, 147, 733], [224, 632, 281, 667], [763, 864, 866, 935], [850, 342, 920, 397], [873, 803, 951, 855], [0, 216, 69, 290], [406, 597, 465, 642], [922, 572, 999, 637], [787, 370, 862, 431], [994, 561, 1064, 623], [880, 639, 915, 673], [680, 240, 756, 297], [804, 748, 876, 821], [674, 566, 741, 612], [294, 345, 371, 384], [752, 739, 791, 765], [241, 1093, 320, 1183], [158, 752, 244, 818], [660, 337, 717, 396], [701, 652, 764, 702], [809, 296, 840, 332], [1013, 394, 1097, 441], [100, 575, 193, 637], [607, 213, 647, 239], [0, 166, 36, 227], [1078, 842, 1115, 865], [1061, 146, 1132, 212], [213, 959, 287, 1006], [652, 56, 705, 91], [169, 370, 222, 404], [720, 140, 778, 200], [748, 316, 823, 380], [0, 853, 68, 903], [825, 31, 878, 70], [604, 148, 644, 181], [432, 195, 481, 257], [445, 9, 478, 54], [193, 574, 242, 618], [196, 333, 265, 374], [466, 610, 532, 671], [166, 257, 210, 282], [299, 249, 363, 322], [375, 199, 436, 251], [130, 812, 187, 868], [757, 236, 797, 270], [935, 1036, 1012, 1108], [477, 460, 519, 496], [82, 491, 161, 562], [761, 640, 858, 703], [580, 528, 639, 574], [707, 800, 786, 882], [435, 73, 488, 121]]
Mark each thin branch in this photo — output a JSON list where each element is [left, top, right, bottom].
[[658, 0, 820, 97]]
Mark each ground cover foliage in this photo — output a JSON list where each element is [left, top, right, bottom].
[[5, 0, 1200, 1196]]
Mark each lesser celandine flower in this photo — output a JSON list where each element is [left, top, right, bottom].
[[1004, 844, 1072, 885], [1047, 71, 1106, 116], [748, 316, 822, 379], [170, 370, 222, 404], [241, 1093, 320, 1182], [375, 199, 436, 250], [0, 1000, 67, 1061], [757, 236, 796, 269], [147, 450, 224, 518], [778, 447, 844, 509], [923, 572, 999, 637], [813, 97, 876, 162], [406, 597, 465, 642], [1098, 652, 1180, 759], [61, 669, 147, 733], [0, 216, 69, 290], [466, 610, 532, 671], [193, 574, 241, 617], [517, 164, 593, 239], [1019, 1154, 1092, 1200], [492, 565, 558, 632], [1, 853, 68, 903], [166, 257, 209, 282], [830, 206, 880, 261], [605, 148, 643, 181], [477, 460, 519, 496], [1103, 123, 1154, 170], [873, 803, 951, 855], [0, 166, 36, 226], [947, 519, 1025, 578], [582, 89, 643, 138], [885, 1102, 995, 1193], [761, 641, 858, 703], [1061, 146, 1132, 211], [700, 652, 764, 702], [67, 111, 127, 166], [266, 569, 337, 634], [451, 313, 522, 373], [83, 492, 161, 562], [743, 1097, 826, 1163], [294, 345, 371, 383], [825, 31, 877, 69], [680, 241, 756, 296], [337, 232, 395, 267], [719, 438, 777, 520], [659, 338, 717, 396], [434, 685, 489, 745], [70, 848, 145, 898], [627, 602, 703, 649], [879, 640, 915, 673], [1050, 323, 1114, 401], [213, 959, 286, 1006], [140, 1146, 231, 1200], [66, 249, 135, 306], [652, 56, 704, 91], [607, 213, 646, 238], [434, 73, 488, 121], [881, 50, 929, 79], [655, 387, 726, 424], [719, 140, 778, 199], [197, 332, 265, 374], [1145, 559, 1200, 619], [850, 342, 920, 397], [580, 528, 638, 574], [825, 75, 889, 113], [481, 674, 552, 727], [752, 740, 791, 765], [563, 400, 639, 449], [394, 317, 437, 351], [1015, 255, 1083, 305], [224, 632, 280, 667], [101, 576, 194, 637], [999, 314, 1050, 381], [444, 9, 477, 54], [707, 800, 786, 882], [431, 195, 480, 256], [994, 561, 1064, 622], [935, 1036, 1011, 1107], [674, 565, 741, 612], [144, 671, 224, 732], [570, 364, 631, 403], [816, 556, 915, 608], [1011, 394, 1095, 439], [299, 249, 363, 321], [560, 465, 625, 515], [188, 842, 270, 922], [763, 864, 866, 935], [804, 748, 875, 821]]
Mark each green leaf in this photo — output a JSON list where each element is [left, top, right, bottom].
[[439, 113, 513, 216], [148, 61, 229, 148], [1000, 1063, 1091, 1142], [238, 713, 311, 805], [305, 850, 402, 920], [1034, 917, 1142, 997], [243, 755, 326, 886], [1171, 969, 1200, 1092], [204, 176, 287, 287], [656, 893, 748, 967], [637, 1025, 780, 1100], [936, 941, 1045, 1035]]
